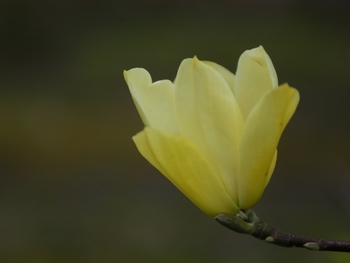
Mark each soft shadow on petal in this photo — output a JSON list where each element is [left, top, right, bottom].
[[202, 61, 236, 94], [265, 150, 277, 188], [237, 84, 299, 210], [174, 57, 244, 203], [234, 46, 278, 120], [124, 68, 179, 134], [133, 127, 239, 217], [281, 83, 301, 126]]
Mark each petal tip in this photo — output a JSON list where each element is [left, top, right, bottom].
[[193, 55, 202, 66], [253, 45, 265, 51], [123, 70, 129, 81]]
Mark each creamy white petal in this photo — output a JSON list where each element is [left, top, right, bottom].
[[174, 57, 244, 202], [234, 46, 278, 120], [124, 68, 179, 134], [133, 127, 240, 217], [237, 84, 299, 209]]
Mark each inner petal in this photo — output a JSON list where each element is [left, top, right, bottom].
[[234, 46, 278, 120], [174, 57, 244, 201]]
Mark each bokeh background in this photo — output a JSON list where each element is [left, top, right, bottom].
[[1, 0, 350, 262]]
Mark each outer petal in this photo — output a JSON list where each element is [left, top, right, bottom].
[[174, 57, 244, 202], [265, 150, 277, 187], [124, 68, 179, 134], [234, 46, 278, 120], [202, 61, 236, 94], [133, 127, 239, 217], [238, 84, 299, 209]]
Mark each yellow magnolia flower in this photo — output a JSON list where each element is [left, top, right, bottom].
[[124, 46, 299, 218]]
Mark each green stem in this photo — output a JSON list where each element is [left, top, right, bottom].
[[215, 209, 350, 252]]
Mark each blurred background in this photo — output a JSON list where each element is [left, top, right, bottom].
[[1, 0, 350, 262]]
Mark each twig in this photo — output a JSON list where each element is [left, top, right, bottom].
[[215, 209, 350, 252]]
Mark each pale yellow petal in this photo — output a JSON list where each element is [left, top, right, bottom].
[[265, 150, 277, 188], [174, 57, 244, 202], [124, 68, 179, 134], [234, 46, 278, 120], [133, 127, 239, 217], [124, 69, 151, 126], [202, 61, 236, 94], [238, 84, 299, 210]]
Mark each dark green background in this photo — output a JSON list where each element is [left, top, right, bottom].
[[1, 1, 350, 262]]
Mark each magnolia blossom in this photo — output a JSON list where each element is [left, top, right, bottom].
[[124, 46, 299, 217]]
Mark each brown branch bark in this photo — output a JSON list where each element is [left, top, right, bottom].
[[215, 209, 350, 252]]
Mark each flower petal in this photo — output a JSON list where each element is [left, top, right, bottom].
[[174, 57, 244, 202], [265, 150, 277, 187], [124, 68, 179, 134], [202, 61, 236, 94], [237, 84, 299, 209], [234, 46, 278, 120], [133, 127, 239, 217]]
